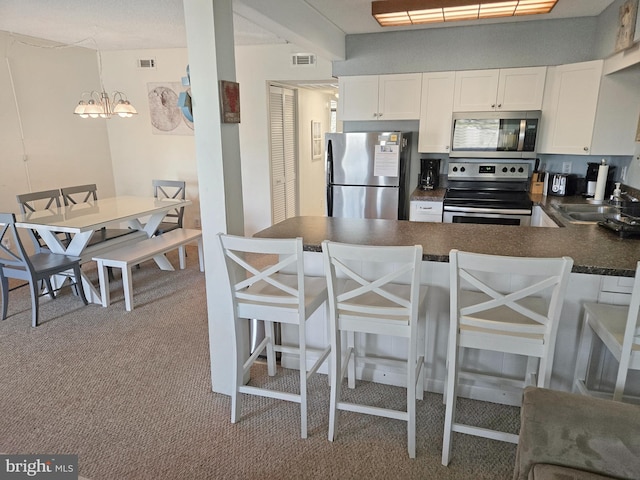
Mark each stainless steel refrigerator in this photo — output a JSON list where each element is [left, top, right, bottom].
[[326, 132, 412, 220]]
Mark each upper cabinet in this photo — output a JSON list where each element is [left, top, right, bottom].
[[537, 61, 602, 155], [418, 72, 455, 153], [338, 73, 422, 121], [538, 60, 640, 156], [453, 66, 547, 112]]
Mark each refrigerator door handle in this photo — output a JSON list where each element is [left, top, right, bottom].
[[326, 139, 333, 217]]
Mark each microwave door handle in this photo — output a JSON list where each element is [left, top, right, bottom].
[[517, 119, 526, 151]]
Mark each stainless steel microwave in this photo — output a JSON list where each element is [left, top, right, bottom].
[[450, 110, 540, 159]]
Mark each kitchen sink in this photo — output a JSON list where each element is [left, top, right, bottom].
[[552, 203, 620, 224]]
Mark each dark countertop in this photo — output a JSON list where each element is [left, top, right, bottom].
[[254, 208, 640, 277], [410, 187, 446, 201]]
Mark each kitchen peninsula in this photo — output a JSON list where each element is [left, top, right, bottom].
[[255, 215, 639, 276], [254, 215, 640, 405]]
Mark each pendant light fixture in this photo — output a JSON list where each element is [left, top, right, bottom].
[[372, 0, 558, 27], [74, 91, 137, 118], [73, 50, 138, 119]]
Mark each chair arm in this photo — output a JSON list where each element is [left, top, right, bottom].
[[513, 386, 640, 480]]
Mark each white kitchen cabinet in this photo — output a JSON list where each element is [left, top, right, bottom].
[[418, 71, 455, 153], [453, 66, 547, 112], [538, 60, 640, 156], [530, 206, 559, 228], [538, 60, 602, 155], [409, 200, 443, 222], [338, 73, 422, 121]]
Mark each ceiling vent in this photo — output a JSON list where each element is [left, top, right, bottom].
[[291, 53, 316, 66], [137, 58, 156, 69]]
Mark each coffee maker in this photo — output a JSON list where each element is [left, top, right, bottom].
[[419, 158, 440, 190]]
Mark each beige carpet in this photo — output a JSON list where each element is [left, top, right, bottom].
[[0, 248, 518, 479]]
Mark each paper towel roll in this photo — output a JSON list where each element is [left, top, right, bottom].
[[594, 164, 609, 201]]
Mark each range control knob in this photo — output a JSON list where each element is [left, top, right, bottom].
[[510, 167, 516, 173], [518, 167, 524, 173], [460, 166, 466, 172], [502, 167, 508, 173], [452, 166, 458, 172]]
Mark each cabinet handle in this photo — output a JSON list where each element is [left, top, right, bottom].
[[583, 146, 589, 152], [497, 104, 502, 108], [491, 104, 496, 109], [378, 113, 383, 117], [418, 206, 433, 211], [445, 146, 449, 150], [373, 113, 378, 118]]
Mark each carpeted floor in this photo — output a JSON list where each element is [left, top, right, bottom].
[[0, 248, 518, 479]]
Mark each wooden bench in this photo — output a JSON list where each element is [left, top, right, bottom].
[[92, 228, 204, 311]]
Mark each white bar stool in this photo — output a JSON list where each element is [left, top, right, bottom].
[[442, 249, 573, 466], [216, 233, 330, 438], [573, 260, 640, 402], [322, 240, 428, 458]]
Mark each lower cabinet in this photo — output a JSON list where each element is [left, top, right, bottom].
[[531, 206, 559, 228], [409, 200, 443, 222]]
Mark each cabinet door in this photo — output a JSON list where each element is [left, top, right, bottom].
[[453, 69, 500, 111], [496, 66, 547, 111], [338, 75, 379, 121], [538, 60, 603, 155], [418, 72, 455, 153], [378, 73, 422, 120]]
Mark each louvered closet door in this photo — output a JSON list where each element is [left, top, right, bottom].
[[269, 85, 298, 224]]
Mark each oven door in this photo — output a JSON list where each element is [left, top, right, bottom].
[[443, 207, 531, 226]]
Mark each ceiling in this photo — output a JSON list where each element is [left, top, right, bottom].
[[0, 0, 616, 51]]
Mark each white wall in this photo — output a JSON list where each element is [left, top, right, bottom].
[[297, 88, 334, 216], [100, 48, 199, 225], [0, 32, 115, 213], [234, 43, 333, 234]]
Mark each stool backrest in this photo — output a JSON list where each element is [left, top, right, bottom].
[[451, 250, 573, 335], [322, 241, 423, 327], [216, 233, 306, 322]]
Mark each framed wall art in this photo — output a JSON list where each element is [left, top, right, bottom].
[[219, 80, 240, 123], [615, 0, 638, 53], [312, 120, 322, 160]]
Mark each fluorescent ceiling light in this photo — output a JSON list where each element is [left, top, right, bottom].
[[372, 0, 558, 27]]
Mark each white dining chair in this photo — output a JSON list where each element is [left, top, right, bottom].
[[573, 261, 640, 402], [442, 249, 573, 466], [321, 240, 427, 458], [216, 233, 330, 439]]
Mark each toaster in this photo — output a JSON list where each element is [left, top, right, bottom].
[[548, 173, 577, 196]]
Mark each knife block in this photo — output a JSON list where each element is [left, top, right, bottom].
[[530, 173, 544, 195]]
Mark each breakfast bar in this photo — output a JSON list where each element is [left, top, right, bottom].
[[254, 215, 640, 404]]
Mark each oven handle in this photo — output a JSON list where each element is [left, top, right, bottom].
[[443, 206, 532, 215]]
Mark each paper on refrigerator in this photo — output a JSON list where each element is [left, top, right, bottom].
[[373, 144, 400, 177]]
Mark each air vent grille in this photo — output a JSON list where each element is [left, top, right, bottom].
[[291, 54, 316, 66], [138, 58, 156, 69]]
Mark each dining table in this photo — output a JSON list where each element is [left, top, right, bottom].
[[15, 195, 192, 304]]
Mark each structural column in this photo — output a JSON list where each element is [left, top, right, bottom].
[[184, 0, 244, 394]]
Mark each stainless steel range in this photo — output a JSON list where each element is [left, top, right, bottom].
[[443, 161, 533, 226]]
